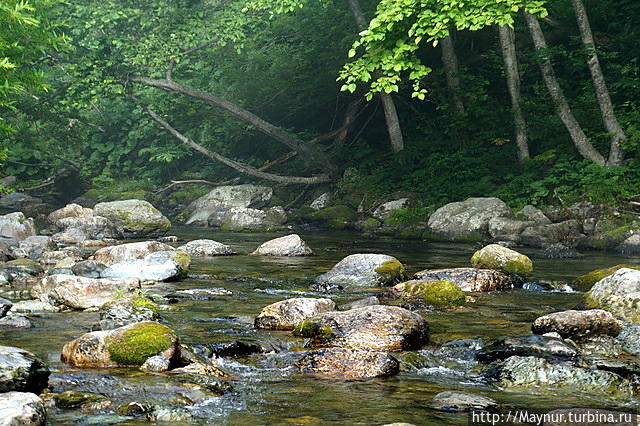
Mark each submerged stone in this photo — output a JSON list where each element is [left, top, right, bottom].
[[295, 348, 399, 380]]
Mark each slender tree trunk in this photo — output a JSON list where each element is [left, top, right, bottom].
[[524, 12, 606, 165], [498, 25, 530, 161], [440, 32, 469, 147], [571, 0, 626, 165], [334, 98, 363, 146], [348, 0, 404, 153]]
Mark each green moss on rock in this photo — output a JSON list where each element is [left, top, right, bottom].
[[411, 280, 466, 307], [470, 244, 533, 275], [574, 264, 640, 291], [292, 321, 333, 339], [375, 259, 407, 284], [361, 218, 381, 231], [306, 205, 357, 230], [55, 391, 106, 409], [107, 322, 176, 366]]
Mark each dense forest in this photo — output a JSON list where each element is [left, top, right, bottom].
[[2, 0, 639, 211]]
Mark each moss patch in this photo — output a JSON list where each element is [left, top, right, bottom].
[[130, 297, 160, 317], [574, 264, 640, 291], [292, 321, 333, 339], [412, 280, 466, 307], [361, 218, 381, 231], [375, 259, 407, 285], [55, 391, 106, 409], [306, 205, 357, 230], [107, 322, 176, 366], [470, 247, 533, 275], [452, 232, 485, 243]]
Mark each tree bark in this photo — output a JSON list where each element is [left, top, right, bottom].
[[498, 25, 530, 161], [440, 32, 469, 147], [571, 0, 626, 165], [141, 105, 331, 185], [348, 0, 404, 153], [524, 12, 606, 165], [130, 76, 336, 172]]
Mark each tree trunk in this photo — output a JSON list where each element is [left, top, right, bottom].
[[571, 0, 626, 165], [524, 12, 606, 165], [440, 32, 469, 147], [131, 76, 336, 172], [348, 0, 404, 153], [498, 25, 530, 161]]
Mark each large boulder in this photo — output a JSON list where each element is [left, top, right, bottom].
[[61, 321, 180, 368], [532, 310, 623, 340], [0, 212, 36, 241], [295, 348, 399, 380], [470, 244, 533, 275], [31, 274, 141, 310], [413, 268, 514, 292], [16, 236, 55, 261], [585, 268, 640, 322], [184, 184, 273, 225], [94, 199, 171, 238], [207, 206, 286, 231], [516, 205, 551, 225], [619, 234, 640, 255], [519, 220, 584, 248], [372, 199, 409, 220], [0, 392, 46, 426], [490, 356, 633, 396], [427, 197, 512, 239], [313, 254, 406, 291], [254, 297, 336, 330], [251, 234, 312, 256], [47, 203, 93, 224], [101, 250, 190, 281], [176, 239, 236, 256], [93, 241, 174, 266], [487, 217, 533, 241], [299, 305, 428, 351], [55, 216, 120, 240], [0, 346, 50, 393]]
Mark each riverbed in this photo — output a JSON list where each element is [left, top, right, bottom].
[[2, 227, 639, 424]]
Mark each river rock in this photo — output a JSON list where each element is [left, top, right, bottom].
[[0, 392, 46, 426], [185, 184, 273, 225], [585, 268, 640, 322], [101, 250, 190, 281], [432, 391, 498, 412], [176, 239, 236, 256], [372, 198, 409, 220], [413, 268, 514, 292], [619, 234, 640, 255], [470, 244, 533, 275], [51, 228, 88, 245], [616, 325, 640, 354], [516, 205, 551, 225], [0, 193, 44, 213], [55, 216, 120, 240], [47, 203, 93, 224], [489, 355, 633, 395], [0, 212, 36, 241], [477, 335, 577, 362], [140, 355, 170, 372], [0, 346, 50, 393], [61, 321, 180, 367], [312, 254, 405, 291], [427, 197, 512, 239], [251, 234, 312, 256], [17, 236, 55, 260], [99, 296, 160, 330], [93, 241, 174, 266], [0, 258, 44, 276], [302, 305, 428, 351], [207, 206, 287, 231], [309, 192, 331, 210], [71, 260, 107, 278], [487, 217, 532, 241], [0, 297, 11, 317], [32, 274, 140, 310], [295, 348, 399, 380], [9, 300, 59, 313], [254, 297, 336, 330], [338, 296, 380, 311], [532, 309, 623, 340], [94, 199, 171, 238], [0, 314, 32, 329], [519, 220, 584, 248], [390, 280, 466, 307], [168, 288, 232, 300]]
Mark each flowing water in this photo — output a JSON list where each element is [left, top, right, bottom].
[[2, 227, 640, 425]]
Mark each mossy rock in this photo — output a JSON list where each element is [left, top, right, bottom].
[[129, 296, 160, 317], [361, 218, 381, 231], [574, 264, 640, 291], [452, 232, 485, 243], [292, 321, 333, 339], [383, 207, 430, 226], [418, 280, 466, 307], [306, 205, 357, 230], [172, 251, 192, 274], [375, 259, 407, 285], [106, 322, 177, 366], [470, 244, 533, 275], [55, 391, 107, 409]]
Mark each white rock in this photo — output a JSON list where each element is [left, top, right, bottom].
[[251, 234, 312, 256]]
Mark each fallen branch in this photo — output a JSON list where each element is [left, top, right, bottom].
[[155, 178, 240, 194], [22, 179, 55, 191]]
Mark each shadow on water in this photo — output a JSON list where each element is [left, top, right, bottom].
[[2, 227, 639, 424]]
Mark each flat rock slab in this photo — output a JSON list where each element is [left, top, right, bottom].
[[295, 348, 399, 380], [477, 335, 577, 362], [432, 391, 498, 412], [532, 309, 623, 340], [254, 297, 336, 330]]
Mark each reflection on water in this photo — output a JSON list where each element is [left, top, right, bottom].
[[2, 227, 639, 425]]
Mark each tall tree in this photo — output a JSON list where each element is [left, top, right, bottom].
[[571, 0, 626, 165], [440, 31, 468, 146], [347, 0, 404, 153], [524, 11, 606, 165], [498, 25, 529, 161]]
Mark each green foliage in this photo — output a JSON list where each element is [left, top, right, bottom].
[[384, 207, 431, 226]]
